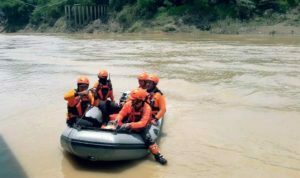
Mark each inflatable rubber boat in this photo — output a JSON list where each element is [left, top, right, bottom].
[[60, 93, 163, 161]]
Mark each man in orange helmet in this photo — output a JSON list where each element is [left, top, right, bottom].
[[92, 69, 120, 123], [115, 88, 167, 165], [64, 76, 94, 127], [137, 72, 148, 89], [145, 74, 166, 124], [92, 69, 114, 105]]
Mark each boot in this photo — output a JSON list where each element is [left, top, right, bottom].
[[154, 153, 167, 165]]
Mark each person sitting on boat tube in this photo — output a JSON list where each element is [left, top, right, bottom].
[[137, 72, 148, 89], [114, 88, 167, 165], [145, 74, 166, 124], [64, 76, 94, 127]]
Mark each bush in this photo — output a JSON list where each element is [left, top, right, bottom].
[[193, 0, 210, 9], [236, 0, 256, 19], [162, 23, 177, 31], [110, 0, 136, 11], [213, 4, 236, 19], [137, 0, 159, 18], [167, 5, 190, 16], [30, 0, 65, 26], [257, 0, 290, 12], [116, 5, 138, 28], [287, 0, 300, 6]]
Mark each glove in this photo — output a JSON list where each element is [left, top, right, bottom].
[[112, 119, 119, 126], [108, 120, 119, 128], [118, 123, 131, 131], [151, 117, 159, 126]]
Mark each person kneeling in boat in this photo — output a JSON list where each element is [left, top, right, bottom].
[[92, 69, 120, 123], [137, 72, 148, 89], [92, 69, 114, 105], [146, 74, 166, 124], [64, 76, 94, 127], [115, 88, 167, 165]]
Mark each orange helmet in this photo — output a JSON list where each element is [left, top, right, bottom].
[[129, 88, 148, 101], [138, 72, 148, 81], [147, 74, 159, 84], [98, 70, 108, 78], [77, 76, 89, 85]]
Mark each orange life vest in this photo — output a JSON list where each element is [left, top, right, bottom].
[[95, 81, 113, 101], [127, 108, 143, 123], [67, 90, 92, 118], [116, 101, 151, 130], [148, 88, 163, 115]]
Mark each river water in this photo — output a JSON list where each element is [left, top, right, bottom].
[[0, 33, 299, 178]]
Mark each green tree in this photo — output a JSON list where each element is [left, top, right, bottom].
[[30, 0, 66, 25], [0, 0, 34, 31]]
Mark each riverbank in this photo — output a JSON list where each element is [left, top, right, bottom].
[[15, 18, 300, 36], [2, 20, 300, 36], [1, 5, 300, 35]]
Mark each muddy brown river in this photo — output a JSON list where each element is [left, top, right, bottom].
[[0, 33, 300, 178]]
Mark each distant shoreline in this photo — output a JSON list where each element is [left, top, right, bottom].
[[1, 2, 299, 36], [1, 18, 299, 36], [1, 13, 300, 36]]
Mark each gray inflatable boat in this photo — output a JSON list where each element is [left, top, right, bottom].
[[60, 106, 163, 161]]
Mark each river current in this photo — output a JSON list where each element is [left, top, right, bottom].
[[0, 33, 300, 178]]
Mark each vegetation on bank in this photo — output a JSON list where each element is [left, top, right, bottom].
[[0, 0, 299, 33]]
